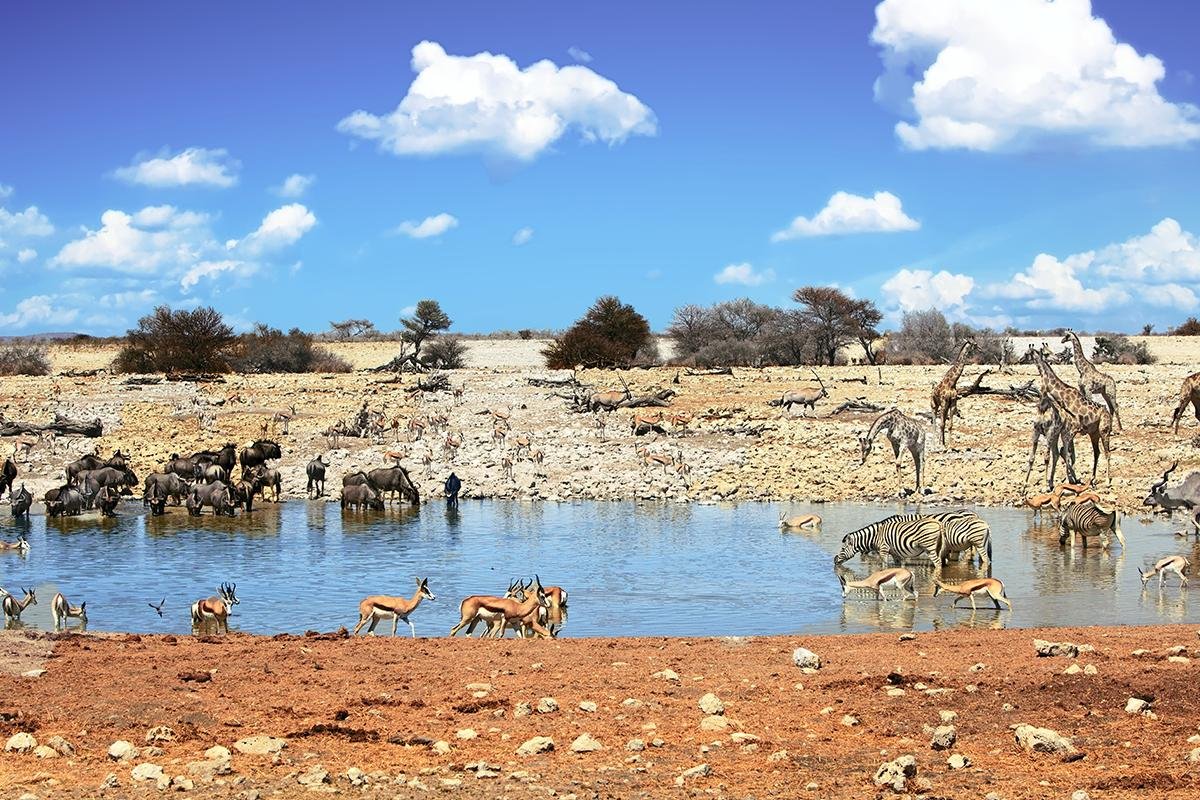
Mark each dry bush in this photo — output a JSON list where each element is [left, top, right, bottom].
[[886, 309, 955, 364], [232, 325, 351, 373], [544, 296, 652, 369], [421, 336, 468, 369], [0, 343, 50, 376], [1171, 317, 1200, 336], [1092, 334, 1156, 365], [114, 306, 235, 373]]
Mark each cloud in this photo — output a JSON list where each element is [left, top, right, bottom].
[[112, 147, 240, 188], [987, 251, 1129, 311], [880, 268, 975, 318], [393, 212, 458, 239], [512, 226, 534, 246], [0, 295, 79, 329], [0, 205, 54, 238], [871, 0, 1200, 151], [0, 184, 12, 199], [273, 173, 315, 198], [235, 203, 317, 256], [337, 41, 656, 162], [16, 248, 36, 263], [180, 259, 243, 291], [567, 46, 593, 63], [714, 262, 775, 286], [772, 191, 919, 240]]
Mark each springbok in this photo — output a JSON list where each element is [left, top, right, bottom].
[[933, 578, 1012, 611], [0, 535, 29, 554], [512, 435, 532, 460], [1056, 491, 1103, 510], [508, 582, 569, 638], [631, 410, 665, 434], [448, 579, 522, 637], [449, 579, 551, 639], [443, 431, 462, 462], [12, 435, 38, 462], [422, 451, 434, 478], [838, 567, 917, 601], [352, 577, 436, 637], [780, 513, 822, 530], [272, 404, 297, 435], [1024, 493, 1059, 519], [529, 448, 545, 465], [1139, 555, 1190, 589], [2, 587, 37, 625], [384, 448, 407, 465], [489, 408, 513, 429], [191, 583, 239, 635], [636, 446, 675, 475], [501, 455, 514, 481], [594, 413, 607, 440], [492, 425, 507, 447], [51, 591, 87, 631], [408, 417, 427, 441]]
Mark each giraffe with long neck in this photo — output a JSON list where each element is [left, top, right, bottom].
[[1062, 331, 1122, 431], [1029, 345, 1112, 486], [931, 340, 976, 448], [859, 409, 926, 495]]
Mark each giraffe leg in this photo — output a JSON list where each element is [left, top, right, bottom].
[[1024, 428, 1042, 489]]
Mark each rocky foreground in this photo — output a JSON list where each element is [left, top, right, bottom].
[[5, 338, 1200, 511], [1, 625, 1198, 798]]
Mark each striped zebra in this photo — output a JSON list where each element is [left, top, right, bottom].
[[833, 515, 943, 568], [927, 510, 992, 567], [1059, 501, 1125, 549]]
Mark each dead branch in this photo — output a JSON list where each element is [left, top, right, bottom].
[[404, 372, 450, 393], [0, 415, 103, 437], [829, 400, 885, 416], [685, 367, 733, 376]]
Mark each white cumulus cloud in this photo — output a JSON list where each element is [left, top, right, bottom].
[[871, 0, 1200, 151], [112, 147, 240, 188], [772, 191, 919, 241], [235, 203, 317, 256], [0, 205, 54, 238], [16, 248, 36, 263], [714, 263, 775, 287], [512, 226, 534, 245], [567, 46, 593, 63], [52, 207, 211, 274], [337, 41, 656, 162], [880, 268, 975, 317], [273, 173, 315, 198], [0, 295, 79, 329], [393, 212, 458, 239]]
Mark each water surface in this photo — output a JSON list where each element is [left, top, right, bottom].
[[0, 501, 1195, 637]]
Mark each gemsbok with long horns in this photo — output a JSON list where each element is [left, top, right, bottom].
[[352, 577, 435, 637], [933, 577, 1012, 611], [191, 583, 239, 635]]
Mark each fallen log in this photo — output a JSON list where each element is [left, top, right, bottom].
[[404, 373, 450, 393], [829, 400, 884, 416], [527, 376, 578, 388], [0, 415, 103, 438], [685, 367, 733, 376]]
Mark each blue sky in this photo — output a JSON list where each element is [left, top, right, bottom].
[[2, 0, 1199, 335]]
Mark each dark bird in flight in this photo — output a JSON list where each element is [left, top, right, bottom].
[[149, 598, 166, 617]]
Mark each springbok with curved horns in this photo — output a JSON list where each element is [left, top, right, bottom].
[[352, 577, 435, 637], [2, 587, 37, 625], [838, 568, 917, 601], [191, 583, 239, 635], [933, 577, 1012, 611], [1139, 555, 1190, 589], [0, 535, 29, 554], [449, 578, 551, 639], [51, 591, 87, 631]]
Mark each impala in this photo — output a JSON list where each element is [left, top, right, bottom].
[[352, 577, 435, 637], [780, 513, 822, 530], [1139, 555, 1190, 589], [838, 567, 917, 601], [933, 578, 1012, 611], [51, 591, 87, 631], [2, 587, 36, 625], [191, 583, 239, 635], [0, 535, 29, 554]]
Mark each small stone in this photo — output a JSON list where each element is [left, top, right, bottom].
[[346, 767, 367, 787], [1014, 724, 1077, 756], [873, 754, 917, 792], [698, 693, 725, 716], [675, 763, 711, 786], [204, 745, 231, 762], [569, 733, 602, 753], [1064, 664, 1082, 675], [841, 715, 859, 727], [1125, 697, 1151, 715], [1002, 703, 1015, 712], [947, 753, 970, 770], [899, 633, 917, 641], [805, 782, 819, 791], [536, 697, 559, 714], [930, 725, 957, 750], [297, 765, 329, 787], [234, 735, 287, 756], [186, 759, 231, 780], [1033, 639, 1083, 658], [32, 745, 58, 759], [792, 648, 821, 669], [699, 715, 730, 732], [653, 669, 680, 682], [45, 736, 74, 756], [465, 682, 492, 692], [456, 729, 478, 741], [131, 763, 165, 783], [1084, 664, 1098, 675], [768, 749, 789, 762], [172, 776, 195, 791], [626, 739, 645, 752], [22, 669, 46, 678], [969, 662, 986, 672], [886, 688, 906, 697], [513, 702, 532, 718], [5, 732, 37, 753], [516, 736, 554, 756], [1071, 791, 1091, 800], [107, 740, 137, 761], [99, 774, 120, 791], [621, 698, 643, 709], [578, 701, 598, 713], [146, 726, 176, 743], [651, 738, 666, 748], [1187, 747, 1200, 763], [432, 740, 452, 755], [1168, 655, 1190, 664], [730, 732, 759, 744], [939, 710, 958, 723]]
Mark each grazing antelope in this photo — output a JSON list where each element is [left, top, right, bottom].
[[384, 448, 407, 465], [501, 455, 514, 481], [2, 587, 37, 625], [1056, 490, 1102, 510], [492, 425, 507, 447], [191, 583, 239, 635], [1139, 555, 1190, 589], [780, 513, 822, 530], [0, 535, 29, 554], [51, 591, 87, 631], [529, 448, 545, 465], [1059, 501, 1125, 549], [838, 568, 918, 601], [449, 579, 551, 639], [1024, 492, 1059, 519], [443, 431, 462, 462], [352, 577, 436, 637], [408, 417, 427, 441], [512, 435, 532, 460], [422, 450, 434, 478], [933, 577, 1012, 611]]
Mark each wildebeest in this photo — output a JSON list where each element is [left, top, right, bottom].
[[144, 472, 188, 507], [146, 480, 167, 516], [199, 463, 229, 484], [306, 456, 327, 498], [192, 443, 237, 473], [367, 466, 420, 505], [0, 458, 16, 497], [341, 483, 384, 510], [342, 470, 369, 487], [96, 486, 120, 517], [240, 439, 282, 478], [255, 467, 282, 502], [83, 466, 138, 494], [229, 478, 260, 512], [445, 472, 461, 507], [11, 484, 32, 518], [189, 482, 236, 516], [47, 487, 86, 518], [65, 450, 127, 485]]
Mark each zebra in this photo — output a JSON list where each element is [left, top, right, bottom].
[[833, 515, 943, 568], [927, 510, 992, 567], [1059, 501, 1125, 549]]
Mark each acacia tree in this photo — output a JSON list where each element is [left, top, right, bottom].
[[400, 300, 452, 361], [544, 295, 652, 369], [115, 305, 236, 373], [792, 286, 882, 365], [329, 318, 377, 340]]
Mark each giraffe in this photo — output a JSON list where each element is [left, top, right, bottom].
[[1028, 345, 1112, 486], [859, 409, 926, 495], [1062, 331, 1122, 430], [1171, 371, 1200, 433], [931, 340, 976, 448], [1023, 393, 1078, 492]]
